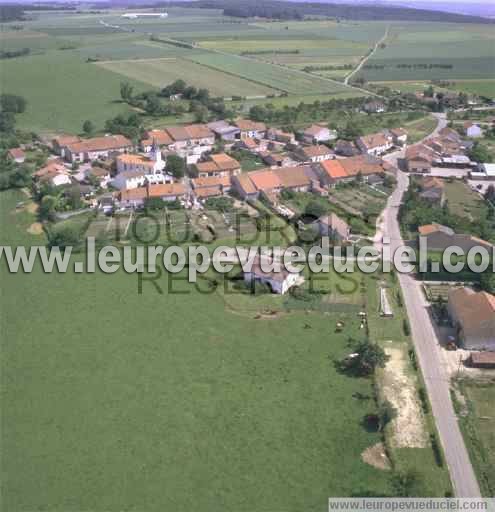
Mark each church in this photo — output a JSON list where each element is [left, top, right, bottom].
[[116, 140, 166, 175]]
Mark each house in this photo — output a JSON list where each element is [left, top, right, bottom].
[[243, 255, 303, 294], [34, 162, 72, 187], [318, 159, 352, 188], [405, 144, 434, 173], [8, 147, 26, 163], [463, 122, 482, 138], [260, 151, 294, 169], [64, 135, 133, 163], [448, 288, 495, 351], [207, 120, 240, 142], [194, 153, 241, 178], [357, 132, 393, 156], [300, 124, 336, 144], [296, 144, 334, 163], [275, 166, 313, 192], [314, 213, 350, 241], [192, 175, 231, 200], [335, 140, 359, 157], [390, 128, 408, 146], [140, 129, 174, 152], [266, 128, 296, 145], [234, 119, 266, 140], [418, 223, 494, 252], [117, 183, 186, 208], [112, 170, 172, 190], [339, 155, 384, 182], [317, 155, 385, 188], [52, 135, 82, 158], [231, 166, 313, 199], [234, 137, 266, 153], [418, 177, 445, 206], [438, 127, 462, 145], [363, 100, 386, 114], [85, 166, 111, 188], [232, 173, 259, 200], [470, 163, 495, 181], [116, 143, 165, 175], [165, 124, 215, 164]]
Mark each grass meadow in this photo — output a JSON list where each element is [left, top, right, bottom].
[[0, 189, 396, 511], [457, 380, 495, 497]]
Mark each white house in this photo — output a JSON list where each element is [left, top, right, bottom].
[[300, 124, 336, 144], [357, 132, 393, 156], [464, 122, 483, 138], [243, 256, 304, 295]]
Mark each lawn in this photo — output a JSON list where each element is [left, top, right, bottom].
[[443, 180, 487, 221], [0, 50, 151, 134], [449, 80, 495, 98], [457, 380, 495, 497], [96, 57, 277, 97], [0, 189, 394, 511]]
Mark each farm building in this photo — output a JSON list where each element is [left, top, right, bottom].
[[448, 288, 495, 351], [244, 256, 303, 295], [390, 128, 408, 146], [470, 163, 495, 181], [207, 120, 240, 142], [468, 352, 495, 369], [266, 128, 296, 145]]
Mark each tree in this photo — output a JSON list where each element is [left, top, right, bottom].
[[391, 470, 422, 497], [82, 120, 94, 136], [0, 111, 16, 133], [424, 85, 434, 98], [120, 81, 133, 102], [304, 200, 327, 219], [0, 93, 26, 113], [48, 225, 81, 249], [192, 103, 209, 123], [166, 154, 185, 179], [469, 142, 492, 164], [39, 195, 58, 221], [485, 184, 495, 203], [145, 94, 161, 115], [347, 339, 389, 376], [480, 271, 495, 294], [378, 400, 397, 431]]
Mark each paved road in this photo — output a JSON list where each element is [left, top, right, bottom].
[[345, 25, 389, 85], [378, 114, 482, 497]]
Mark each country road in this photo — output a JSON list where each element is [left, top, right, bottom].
[[344, 25, 389, 85], [378, 113, 482, 497]]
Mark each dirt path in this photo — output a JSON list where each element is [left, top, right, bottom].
[[344, 25, 389, 86]]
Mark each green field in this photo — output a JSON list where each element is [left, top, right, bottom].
[[0, 51, 151, 133], [443, 181, 487, 221], [187, 52, 353, 95], [458, 380, 495, 497], [96, 57, 278, 97], [0, 189, 397, 511], [359, 22, 495, 81], [449, 80, 495, 98]]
